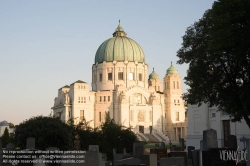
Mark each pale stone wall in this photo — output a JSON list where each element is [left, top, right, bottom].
[[94, 90, 113, 127], [52, 65, 187, 143], [148, 79, 162, 92], [92, 61, 148, 91], [187, 103, 250, 149], [163, 73, 186, 141]]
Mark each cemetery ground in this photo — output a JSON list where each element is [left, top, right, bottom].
[[1, 116, 249, 166]]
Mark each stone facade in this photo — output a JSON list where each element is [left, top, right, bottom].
[[51, 23, 187, 142]]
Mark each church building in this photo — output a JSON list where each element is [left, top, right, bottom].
[[51, 22, 187, 142]]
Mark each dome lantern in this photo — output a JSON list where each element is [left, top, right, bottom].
[[112, 20, 127, 37], [94, 21, 145, 64]]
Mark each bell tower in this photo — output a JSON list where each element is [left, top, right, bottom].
[[163, 62, 186, 141]]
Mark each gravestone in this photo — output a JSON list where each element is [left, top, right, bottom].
[[74, 134, 80, 150], [168, 151, 187, 164], [192, 150, 200, 166], [113, 153, 131, 166], [114, 157, 141, 166], [133, 142, 144, 156], [136, 154, 157, 166], [228, 135, 237, 149], [203, 129, 218, 151], [26, 137, 35, 149], [202, 148, 236, 166], [5, 143, 14, 150], [246, 138, 250, 166], [169, 141, 173, 151], [200, 140, 203, 150], [116, 136, 124, 154], [150, 149, 168, 160], [89, 145, 99, 153], [160, 142, 165, 149], [84, 150, 99, 166], [240, 136, 247, 150], [187, 146, 195, 159], [0, 139, 2, 166], [179, 138, 184, 151], [159, 157, 185, 166]]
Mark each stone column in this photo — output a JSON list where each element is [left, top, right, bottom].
[[175, 128, 178, 141]]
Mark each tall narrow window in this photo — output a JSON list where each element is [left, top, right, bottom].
[[81, 97, 83, 103], [165, 82, 167, 89], [165, 112, 166, 119], [176, 112, 179, 121], [173, 81, 175, 89], [174, 100, 176, 103], [108, 73, 112, 81], [104, 96, 106, 102], [108, 96, 110, 101], [80, 110, 84, 120], [138, 73, 142, 81], [118, 72, 123, 80], [94, 75, 96, 82], [68, 110, 71, 118], [100, 96, 102, 102], [167, 82, 169, 89], [99, 112, 101, 122], [78, 97, 80, 103], [177, 81, 179, 89], [84, 97, 86, 103], [129, 73, 134, 80], [99, 73, 102, 82]]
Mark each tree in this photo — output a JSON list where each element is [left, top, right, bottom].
[[99, 113, 138, 160], [8, 122, 14, 128], [1, 127, 10, 147], [14, 116, 74, 150], [177, 0, 250, 127]]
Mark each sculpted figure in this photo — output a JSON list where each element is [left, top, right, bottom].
[[54, 97, 58, 106], [64, 92, 70, 104]]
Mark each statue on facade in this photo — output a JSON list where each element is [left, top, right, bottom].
[[54, 97, 58, 106], [63, 92, 70, 104]]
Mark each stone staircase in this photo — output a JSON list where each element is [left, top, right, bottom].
[[143, 134, 159, 143]]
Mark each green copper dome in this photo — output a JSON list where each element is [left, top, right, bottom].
[[166, 62, 178, 75], [94, 22, 145, 64], [149, 68, 160, 80]]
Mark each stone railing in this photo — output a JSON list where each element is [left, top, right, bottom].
[[152, 133, 163, 142], [152, 130, 169, 143], [137, 132, 149, 142]]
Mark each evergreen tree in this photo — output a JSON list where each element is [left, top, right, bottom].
[[1, 127, 10, 147]]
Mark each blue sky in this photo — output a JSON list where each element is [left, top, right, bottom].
[[0, 0, 215, 125]]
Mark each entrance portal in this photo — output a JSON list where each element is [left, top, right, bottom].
[[139, 126, 144, 133], [149, 126, 152, 134]]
